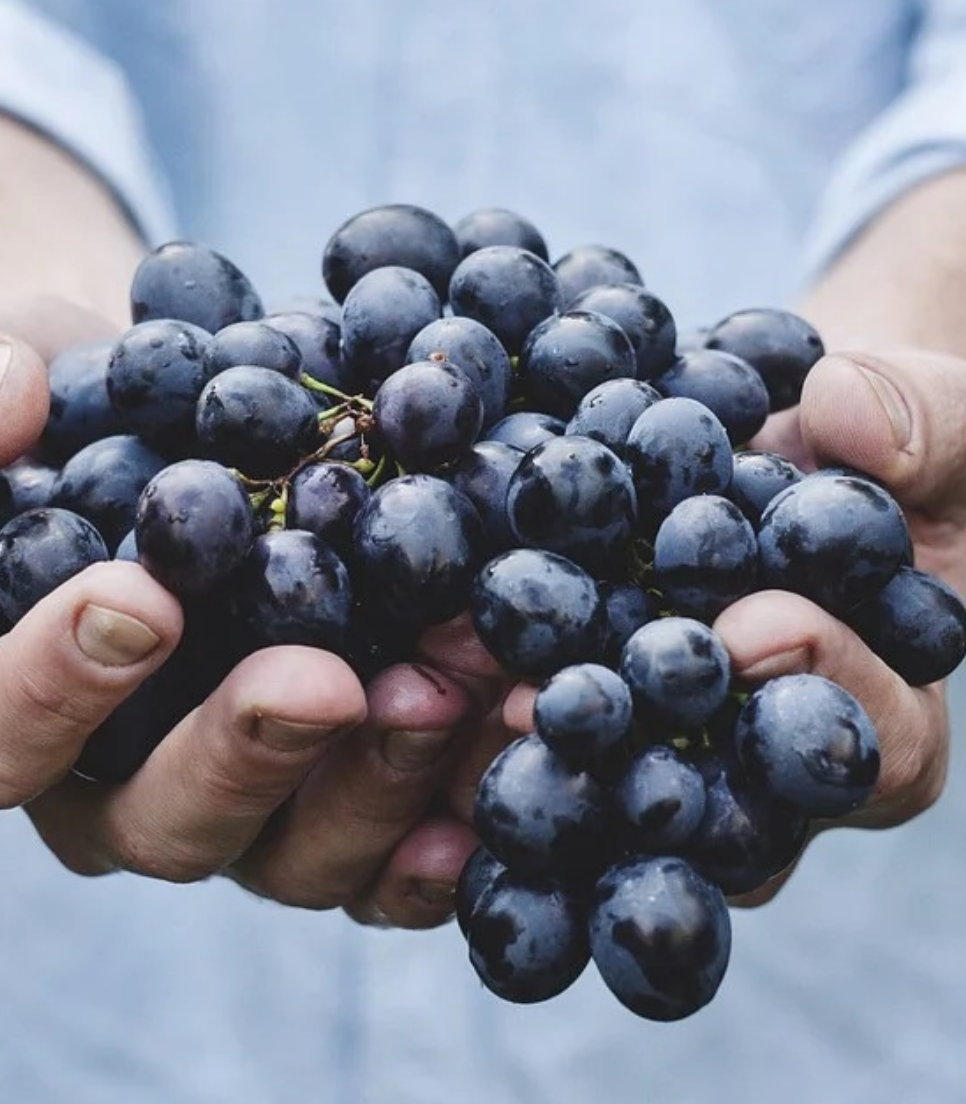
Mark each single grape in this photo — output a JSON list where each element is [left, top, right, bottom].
[[287, 462, 371, 563], [135, 459, 256, 597], [353, 475, 485, 627], [467, 872, 590, 1004], [443, 440, 520, 552], [453, 207, 549, 261], [0, 508, 109, 624], [195, 364, 321, 479], [130, 240, 263, 331], [565, 377, 661, 459], [590, 855, 731, 1022], [483, 411, 566, 453], [533, 663, 633, 771], [568, 283, 676, 379], [654, 349, 770, 445], [471, 548, 605, 679], [323, 203, 461, 302], [455, 846, 507, 936], [449, 245, 563, 356], [474, 733, 608, 877], [619, 617, 730, 731], [599, 582, 661, 668], [40, 339, 126, 464], [729, 450, 804, 528], [519, 310, 638, 419], [613, 745, 707, 851], [204, 321, 303, 379], [735, 674, 880, 817], [264, 310, 356, 393], [553, 244, 643, 306], [847, 565, 966, 686], [50, 434, 168, 553], [704, 307, 824, 412], [2, 458, 58, 513], [372, 358, 483, 471], [758, 473, 909, 614], [653, 494, 758, 622]]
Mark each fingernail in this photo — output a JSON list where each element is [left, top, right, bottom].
[[76, 604, 160, 666], [256, 716, 342, 752], [381, 729, 453, 771], [735, 645, 811, 682], [0, 341, 11, 393], [854, 362, 912, 449], [414, 880, 456, 907]]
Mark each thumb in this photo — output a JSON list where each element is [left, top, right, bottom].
[[0, 334, 50, 466], [800, 350, 966, 521]]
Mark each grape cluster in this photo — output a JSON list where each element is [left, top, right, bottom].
[[3, 203, 965, 1022]]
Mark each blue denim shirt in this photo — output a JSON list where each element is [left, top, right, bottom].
[[2, 2, 966, 1101]]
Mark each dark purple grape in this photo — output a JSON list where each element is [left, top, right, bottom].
[[519, 310, 637, 420], [847, 566, 966, 686], [449, 246, 563, 356], [474, 733, 608, 877], [353, 475, 485, 627], [686, 753, 810, 896], [40, 339, 126, 464], [614, 745, 707, 850], [599, 582, 661, 668], [195, 365, 321, 479], [0, 508, 109, 623], [456, 846, 507, 936], [130, 240, 263, 332], [467, 872, 589, 1003], [590, 855, 731, 1022], [471, 548, 605, 679], [568, 284, 676, 380], [135, 459, 256, 597], [453, 207, 549, 261], [653, 494, 758, 622], [565, 377, 661, 459], [705, 307, 824, 412], [443, 441, 520, 552], [114, 528, 138, 562], [505, 434, 637, 574], [50, 434, 168, 553], [553, 244, 643, 306], [372, 359, 483, 471], [533, 662, 632, 773], [624, 398, 733, 530], [483, 411, 566, 453], [735, 674, 880, 818], [619, 617, 730, 731], [323, 203, 461, 303], [107, 319, 214, 453], [758, 473, 909, 614], [729, 450, 804, 527], [340, 266, 442, 390], [655, 350, 770, 445], [264, 310, 356, 393], [204, 321, 303, 379], [231, 529, 353, 651], [287, 462, 370, 562], [407, 316, 512, 429]]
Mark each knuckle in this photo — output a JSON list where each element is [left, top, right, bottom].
[[10, 662, 106, 735], [110, 826, 216, 884]]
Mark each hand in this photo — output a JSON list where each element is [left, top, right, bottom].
[[0, 298, 494, 929]]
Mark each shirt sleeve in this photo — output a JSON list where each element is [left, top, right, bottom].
[[0, 0, 177, 244], [802, 0, 966, 280]]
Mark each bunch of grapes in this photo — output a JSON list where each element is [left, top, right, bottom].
[[2, 203, 964, 1021]]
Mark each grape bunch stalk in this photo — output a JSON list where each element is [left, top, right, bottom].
[[3, 202, 964, 1021]]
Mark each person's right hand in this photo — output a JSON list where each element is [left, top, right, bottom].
[[0, 298, 495, 928]]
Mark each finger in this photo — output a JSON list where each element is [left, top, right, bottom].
[[749, 405, 811, 471], [27, 646, 367, 879], [0, 334, 51, 465], [503, 682, 538, 736], [345, 815, 479, 929], [230, 662, 474, 909], [443, 699, 519, 823], [800, 351, 966, 547], [715, 589, 947, 829], [0, 561, 182, 808], [417, 610, 509, 711]]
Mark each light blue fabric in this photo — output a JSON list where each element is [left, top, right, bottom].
[[2, 2, 966, 1102]]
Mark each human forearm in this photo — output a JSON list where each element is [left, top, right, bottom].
[[800, 168, 966, 354], [0, 112, 143, 330]]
